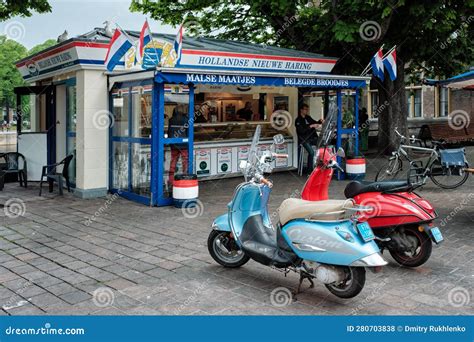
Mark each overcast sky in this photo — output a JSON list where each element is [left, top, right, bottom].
[[0, 0, 175, 49]]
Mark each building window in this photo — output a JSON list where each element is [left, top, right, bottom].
[[406, 88, 422, 118], [406, 90, 413, 117], [370, 90, 379, 117], [439, 87, 449, 117], [413, 89, 422, 117]]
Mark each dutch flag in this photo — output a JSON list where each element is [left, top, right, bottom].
[[174, 23, 184, 65], [104, 28, 133, 71], [370, 48, 385, 81], [137, 20, 152, 64], [383, 48, 397, 81]]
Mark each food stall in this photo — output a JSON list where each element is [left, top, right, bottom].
[[14, 26, 369, 206]]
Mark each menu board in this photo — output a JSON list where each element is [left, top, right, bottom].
[[217, 148, 232, 174], [275, 143, 288, 168], [195, 149, 211, 176], [238, 146, 249, 163]]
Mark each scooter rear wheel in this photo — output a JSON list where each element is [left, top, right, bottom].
[[325, 267, 366, 299], [388, 227, 432, 267], [207, 230, 250, 268]]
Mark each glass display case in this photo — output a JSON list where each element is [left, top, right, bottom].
[[194, 121, 291, 142]]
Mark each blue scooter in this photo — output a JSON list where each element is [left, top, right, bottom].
[[208, 126, 387, 298]]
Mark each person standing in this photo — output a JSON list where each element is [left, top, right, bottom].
[[295, 104, 322, 173], [236, 102, 253, 121], [168, 105, 189, 188]]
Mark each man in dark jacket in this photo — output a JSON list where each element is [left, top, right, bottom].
[[168, 105, 189, 187], [295, 104, 322, 172]]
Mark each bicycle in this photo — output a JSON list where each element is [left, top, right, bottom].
[[375, 128, 469, 189]]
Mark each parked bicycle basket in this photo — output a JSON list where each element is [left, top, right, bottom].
[[439, 148, 466, 167], [439, 148, 467, 176]]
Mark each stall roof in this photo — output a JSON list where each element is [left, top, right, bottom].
[[424, 68, 474, 90], [76, 27, 335, 60], [16, 26, 341, 82]]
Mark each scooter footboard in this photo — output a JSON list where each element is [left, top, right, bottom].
[[281, 219, 383, 266]]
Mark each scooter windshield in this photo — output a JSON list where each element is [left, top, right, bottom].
[[248, 124, 261, 169], [317, 102, 337, 149]]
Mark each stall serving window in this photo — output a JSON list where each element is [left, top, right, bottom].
[[192, 85, 292, 142]]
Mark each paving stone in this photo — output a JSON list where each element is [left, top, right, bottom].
[[58, 291, 92, 305], [104, 278, 136, 291], [46, 283, 79, 296]]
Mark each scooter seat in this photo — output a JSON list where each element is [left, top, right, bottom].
[[278, 198, 354, 226], [344, 180, 412, 198]]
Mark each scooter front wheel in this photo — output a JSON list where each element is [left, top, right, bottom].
[[325, 267, 366, 299], [207, 230, 250, 268]]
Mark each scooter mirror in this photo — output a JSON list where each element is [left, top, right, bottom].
[[337, 147, 345, 158], [273, 134, 285, 145]]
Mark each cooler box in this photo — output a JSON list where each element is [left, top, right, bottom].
[[346, 157, 366, 180], [173, 174, 199, 208]]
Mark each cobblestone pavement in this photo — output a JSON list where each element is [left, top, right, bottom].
[[0, 151, 473, 316]]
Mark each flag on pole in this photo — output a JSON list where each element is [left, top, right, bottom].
[[137, 20, 152, 64], [370, 48, 384, 80], [174, 23, 184, 65], [383, 47, 397, 81], [104, 28, 133, 71]]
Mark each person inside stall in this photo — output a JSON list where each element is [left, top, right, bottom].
[[194, 103, 208, 123], [236, 101, 253, 121], [168, 104, 189, 188], [295, 103, 323, 173]]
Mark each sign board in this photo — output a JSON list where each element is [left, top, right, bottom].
[[237, 146, 249, 163], [195, 149, 211, 176], [275, 143, 288, 168], [217, 148, 232, 174]]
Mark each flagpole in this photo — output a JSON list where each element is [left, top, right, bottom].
[[360, 44, 385, 76], [115, 22, 135, 43], [382, 45, 396, 59]]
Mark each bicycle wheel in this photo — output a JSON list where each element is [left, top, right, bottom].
[[375, 157, 403, 181], [430, 160, 469, 189]]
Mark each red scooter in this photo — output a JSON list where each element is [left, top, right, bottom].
[[301, 146, 444, 267]]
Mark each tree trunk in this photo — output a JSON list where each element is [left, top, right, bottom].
[[376, 57, 408, 155]]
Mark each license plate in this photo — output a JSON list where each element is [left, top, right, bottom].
[[356, 222, 375, 242], [429, 227, 444, 243]]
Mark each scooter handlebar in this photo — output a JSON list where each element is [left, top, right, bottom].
[[260, 177, 273, 188]]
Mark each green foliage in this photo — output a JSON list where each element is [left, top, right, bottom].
[[28, 38, 56, 55], [130, 0, 474, 80], [0, 0, 51, 20], [0, 37, 55, 108], [0, 35, 27, 107]]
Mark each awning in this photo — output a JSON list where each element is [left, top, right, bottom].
[[425, 70, 474, 90], [154, 68, 369, 89]]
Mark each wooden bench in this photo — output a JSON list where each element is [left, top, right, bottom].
[[418, 123, 474, 146]]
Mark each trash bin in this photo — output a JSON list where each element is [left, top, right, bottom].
[[172, 174, 199, 208], [345, 157, 366, 180]]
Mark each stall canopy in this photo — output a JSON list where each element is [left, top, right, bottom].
[[425, 69, 474, 90]]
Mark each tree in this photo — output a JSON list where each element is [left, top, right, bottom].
[[0, 0, 51, 20], [130, 0, 474, 153], [28, 38, 56, 55], [0, 35, 27, 122], [0, 37, 56, 122]]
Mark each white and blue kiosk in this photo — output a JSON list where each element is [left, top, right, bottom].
[[14, 27, 369, 206]]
